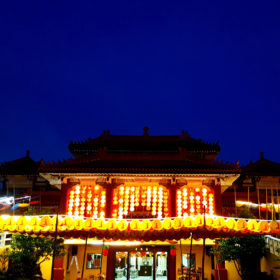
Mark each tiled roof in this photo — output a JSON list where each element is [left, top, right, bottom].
[[40, 156, 240, 174], [68, 129, 220, 157], [242, 153, 280, 176], [0, 151, 40, 176]]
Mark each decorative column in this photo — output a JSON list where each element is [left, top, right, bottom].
[[168, 246, 176, 280], [53, 256, 64, 280], [106, 248, 115, 280], [169, 178, 177, 218], [214, 180, 222, 216], [105, 179, 114, 219]]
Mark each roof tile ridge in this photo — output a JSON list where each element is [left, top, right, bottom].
[[214, 159, 240, 170]]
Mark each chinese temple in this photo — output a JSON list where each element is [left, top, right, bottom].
[[37, 128, 244, 280], [1, 128, 280, 280]]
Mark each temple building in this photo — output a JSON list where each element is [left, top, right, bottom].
[[1, 128, 280, 280], [39, 128, 240, 280]]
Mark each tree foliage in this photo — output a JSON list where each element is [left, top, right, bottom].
[[2, 234, 64, 280], [215, 236, 267, 280], [214, 210, 267, 280]]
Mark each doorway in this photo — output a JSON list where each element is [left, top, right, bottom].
[[112, 246, 169, 280]]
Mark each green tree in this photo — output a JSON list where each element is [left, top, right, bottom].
[[6, 234, 64, 280], [214, 210, 267, 280], [215, 235, 267, 280]]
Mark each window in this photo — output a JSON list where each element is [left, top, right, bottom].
[[182, 254, 195, 270], [87, 253, 102, 269]]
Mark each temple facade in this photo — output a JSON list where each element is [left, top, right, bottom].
[[39, 129, 240, 280], [1, 128, 280, 280]]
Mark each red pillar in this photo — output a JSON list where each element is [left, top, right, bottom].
[[59, 182, 68, 214], [169, 248, 176, 280], [214, 182, 222, 216], [170, 182, 178, 217], [105, 182, 113, 218], [53, 256, 64, 280], [215, 261, 228, 280], [106, 248, 115, 279]]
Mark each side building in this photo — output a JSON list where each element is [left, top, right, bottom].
[[222, 152, 280, 220], [0, 150, 61, 216]]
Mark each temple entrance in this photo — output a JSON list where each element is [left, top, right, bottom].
[[112, 246, 169, 280]]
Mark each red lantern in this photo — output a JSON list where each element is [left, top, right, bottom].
[[141, 252, 146, 257], [170, 246, 176, 256], [103, 246, 109, 256]]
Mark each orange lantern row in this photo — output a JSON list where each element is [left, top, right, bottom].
[[1, 215, 279, 236]]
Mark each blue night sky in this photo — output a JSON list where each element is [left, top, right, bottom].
[[0, 0, 280, 166]]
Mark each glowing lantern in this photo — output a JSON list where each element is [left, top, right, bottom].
[[183, 217, 193, 228], [16, 216, 27, 232], [214, 217, 226, 230], [170, 245, 176, 256], [206, 217, 214, 230], [107, 220, 118, 231], [194, 215, 204, 228], [84, 218, 95, 231], [74, 218, 84, 230], [270, 221, 280, 233], [236, 219, 247, 232], [162, 218, 172, 230], [64, 216, 74, 230], [118, 220, 128, 231], [103, 245, 109, 256], [141, 252, 147, 257], [141, 220, 152, 231], [130, 220, 141, 231], [151, 219, 163, 231], [40, 216, 51, 227], [173, 218, 183, 229], [4, 216, 15, 231], [96, 219, 107, 230], [247, 220, 258, 232], [225, 218, 235, 231], [258, 221, 269, 233]]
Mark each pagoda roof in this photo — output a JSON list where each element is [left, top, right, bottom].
[[242, 152, 280, 176], [0, 151, 40, 176], [40, 155, 240, 174], [69, 129, 220, 157]]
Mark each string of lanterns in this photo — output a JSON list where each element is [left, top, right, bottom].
[[112, 185, 169, 219], [177, 187, 214, 217], [67, 185, 106, 218], [1, 215, 279, 240], [236, 200, 280, 213], [67, 184, 214, 219]]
